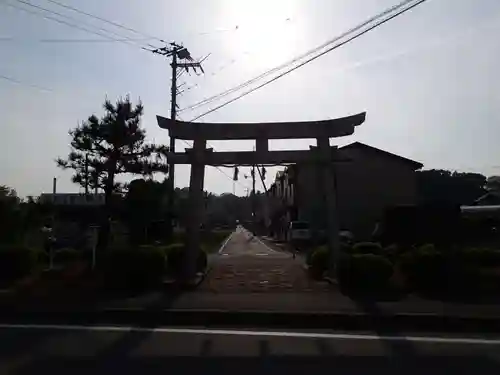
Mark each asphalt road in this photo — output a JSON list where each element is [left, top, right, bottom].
[[1, 324, 500, 374]]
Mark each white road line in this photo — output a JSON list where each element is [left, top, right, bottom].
[[253, 235, 282, 254], [217, 230, 236, 254], [239, 226, 281, 254], [0, 324, 499, 345]]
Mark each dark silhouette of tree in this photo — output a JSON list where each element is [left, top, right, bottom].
[[56, 96, 169, 249], [0, 186, 22, 244], [417, 169, 487, 206], [125, 178, 169, 244]]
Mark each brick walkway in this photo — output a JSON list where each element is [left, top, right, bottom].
[[199, 227, 332, 293]]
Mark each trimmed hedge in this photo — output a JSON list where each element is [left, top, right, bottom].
[[457, 248, 500, 268], [101, 246, 166, 289], [308, 246, 329, 277], [351, 242, 383, 255], [399, 244, 446, 292], [338, 254, 394, 293], [307, 244, 354, 278], [169, 230, 232, 253], [163, 243, 208, 277], [0, 245, 40, 283], [398, 244, 500, 297]]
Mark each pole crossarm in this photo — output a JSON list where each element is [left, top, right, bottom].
[[156, 112, 366, 140]]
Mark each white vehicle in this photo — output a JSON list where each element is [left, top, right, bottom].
[[287, 221, 311, 242]]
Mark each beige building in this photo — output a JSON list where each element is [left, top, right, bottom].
[[267, 142, 423, 240]]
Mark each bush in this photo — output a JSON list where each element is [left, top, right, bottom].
[[351, 242, 383, 255], [457, 248, 500, 268], [201, 230, 232, 253], [398, 244, 446, 293], [164, 243, 184, 276], [384, 244, 402, 261], [163, 243, 208, 277], [308, 246, 329, 278], [338, 254, 393, 293], [0, 245, 40, 283], [101, 246, 166, 289]]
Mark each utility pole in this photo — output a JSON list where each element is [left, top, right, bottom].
[[256, 166, 267, 193], [251, 164, 256, 235], [84, 153, 89, 196], [233, 166, 239, 196], [151, 42, 204, 233]]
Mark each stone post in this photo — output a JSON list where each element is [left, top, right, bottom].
[[184, 137, 207, 284], [316, 137, 340, 279]]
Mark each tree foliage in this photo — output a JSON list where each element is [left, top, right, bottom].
[[0, 186, 22, 243], [486, 176, 500, 194], [125, 178, 170, 244], [56, 96, 169, 198], [416, 169, 487, 205], [56, 96, 169, 249]]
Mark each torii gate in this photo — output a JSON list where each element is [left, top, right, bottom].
[[157, 112, 366, 284]]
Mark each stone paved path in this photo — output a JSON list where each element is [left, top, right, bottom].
[[200, 226, 332, 293]]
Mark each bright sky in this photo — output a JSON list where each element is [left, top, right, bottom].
[[1, 0, 500, 197]]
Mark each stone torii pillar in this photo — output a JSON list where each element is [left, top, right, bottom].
[[183, 137, 207, 284], [316, 137, 340, 279]]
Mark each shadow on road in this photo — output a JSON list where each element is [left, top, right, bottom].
[[10, 288, 185, 375], [12, 354, 500, 375], [354, 299, 417, 359]]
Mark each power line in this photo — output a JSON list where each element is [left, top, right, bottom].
[[0, 73, 53, 91], [179, 0, 417, 114], [4, 0, 155, 50], [189, 0, 429, 122], [0, 37, 153, 43], [180, 18, 295, 95], [42, 0, 167, 44], [179, 18, 296, 96]]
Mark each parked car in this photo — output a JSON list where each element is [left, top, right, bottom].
[[287, 221, 311, 243]]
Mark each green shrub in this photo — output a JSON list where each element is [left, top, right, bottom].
[[53, 248, 81, 265], [101, 246, 166, 289], [457, 248, 500, 268], [383, 243, 411, 261], [306, 246, 322, 266], [399, 244, 445, 292], [201, 230, 232, 253], [164, 243, 184, 276], [338, 254, 393, 293], [0, 245, 40, 282], [352, 242, 383, 255], [163, 243, 208, 276], [309, 246, 329, 277]]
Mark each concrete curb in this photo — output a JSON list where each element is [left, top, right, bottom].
[[1, 308, 500, 333]]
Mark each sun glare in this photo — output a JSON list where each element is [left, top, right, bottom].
[[219, 1, 307, 66]]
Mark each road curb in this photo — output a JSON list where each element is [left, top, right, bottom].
[[1, 308, 500, 333]]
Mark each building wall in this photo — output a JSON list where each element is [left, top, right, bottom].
[[294, 147, 419, 239], [39, 193, 106, 206]]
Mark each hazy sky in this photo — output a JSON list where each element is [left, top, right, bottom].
[[1, 0, 500, 197]]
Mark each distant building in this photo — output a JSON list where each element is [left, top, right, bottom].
[[267, 142, 423, 240], [39, 193, 106, 206]]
